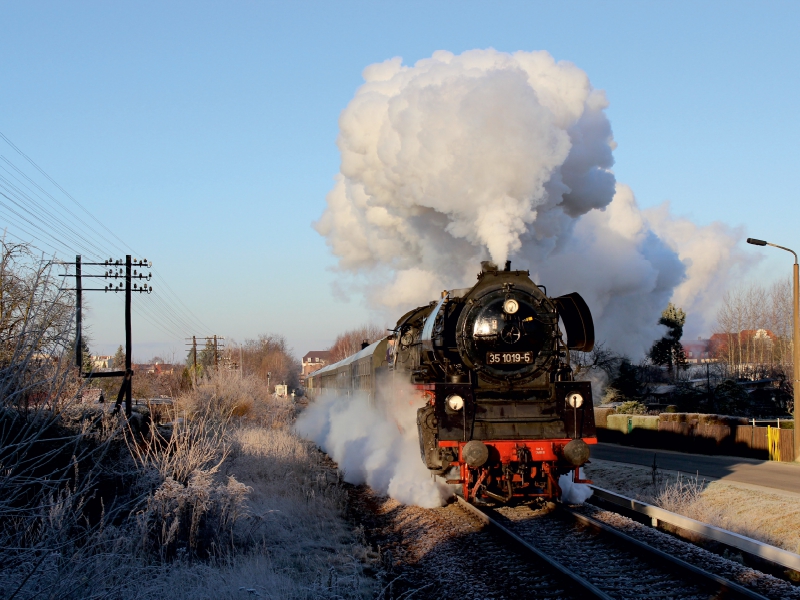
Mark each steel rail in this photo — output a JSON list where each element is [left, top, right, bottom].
[[589, 485, 800, 572], [559, 505, 770, 600], [458, 496, 770, 600], [456, 496, 613, 600]]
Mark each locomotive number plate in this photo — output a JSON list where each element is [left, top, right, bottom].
[[486, 351, 533, 365]]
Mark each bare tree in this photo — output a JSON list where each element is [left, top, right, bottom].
[[0, 240, 73, 363], [328, 323, 386, 362], [240, 333, 301, 391], [714, 280, 793, 380], [572, 340, 619, 380], [768, 278, 793, 368], [0, 239, 75, 406]]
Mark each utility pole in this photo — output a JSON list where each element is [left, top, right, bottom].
[[192, 335, 197, 387], [240, 345, 243, 380], [125, 254, 132, 416], [185, 335, 225, 378], [63, 254, 152, 418], [75, 255, 82, 370]]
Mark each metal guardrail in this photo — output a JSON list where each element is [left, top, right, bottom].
[[563, 506, 769, 600], [590, 485, 800, 572]]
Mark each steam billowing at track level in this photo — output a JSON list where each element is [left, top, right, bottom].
[[294, 389, 454, 508], [301, 262, 598, 507], [316, 49, 750, 357]]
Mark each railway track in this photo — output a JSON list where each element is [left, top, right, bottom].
[[586, 485, 800, 578], [456, 496, 778, 600]]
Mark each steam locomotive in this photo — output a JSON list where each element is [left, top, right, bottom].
[[306, 261, 597, 503]]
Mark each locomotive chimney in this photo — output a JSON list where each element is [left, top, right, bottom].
[[361, 339, 370, 350], [504, 260, 511, 271]]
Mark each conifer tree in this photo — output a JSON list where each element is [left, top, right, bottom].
[[112, 345, 126, 370], [649, 302, 687, 374]]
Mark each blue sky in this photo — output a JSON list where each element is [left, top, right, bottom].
[[1, 1, 798, 360]]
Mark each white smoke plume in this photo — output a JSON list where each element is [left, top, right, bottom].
[[559, 468, 593, 504], [316, 48, 752, 357], [642, 203, 752, 339], [582, 368, 609, 406], [294, 388, 453, 508]]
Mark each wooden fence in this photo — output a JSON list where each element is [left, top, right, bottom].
[[597, 419, 795, 461]]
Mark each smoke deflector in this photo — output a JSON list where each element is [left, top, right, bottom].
[[554, 292, 595, 352]]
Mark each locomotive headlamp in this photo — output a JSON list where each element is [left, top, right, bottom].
[[567, 392, 584, 408], [446, 394, 465, 411], [503, 298, 519, 314]]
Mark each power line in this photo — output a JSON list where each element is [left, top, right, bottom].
[[0, 130, 213, 346], [0, 159, 113, 258], [0, 133, 132, 257], [0, 182, 106, 259], [0, 132, 212, 334]]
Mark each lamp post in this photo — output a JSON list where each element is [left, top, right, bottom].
[[747, 237, 800, 461]]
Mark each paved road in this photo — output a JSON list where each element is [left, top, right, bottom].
[[591, 443, 800, 495]]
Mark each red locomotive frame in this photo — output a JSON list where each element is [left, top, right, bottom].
[[439, 438, 596, 501], [414, 383, 596, 502]]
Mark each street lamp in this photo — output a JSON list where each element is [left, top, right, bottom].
[[747, 237, 800, 461]]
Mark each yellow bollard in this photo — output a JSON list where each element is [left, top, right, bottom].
[[768, 425, 781, 462]]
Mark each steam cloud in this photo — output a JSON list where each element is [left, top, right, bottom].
[[316, 48, 751, 356], [306, 49, 752, 508], [294, 388, 453, 508], [559, 468, 593, 504]]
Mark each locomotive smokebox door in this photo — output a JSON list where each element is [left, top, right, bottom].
[[554, 381, 595, 439]]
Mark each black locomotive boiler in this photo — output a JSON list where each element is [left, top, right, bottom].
[[306, 261, 597, 503]]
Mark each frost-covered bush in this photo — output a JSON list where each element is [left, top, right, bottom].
[[655, 474, 706, 513], [0, 243, 371, 598], [139, 471, 250, 559], [616, 400, 648, 415], [131, 408, 251, 559], [600, 387, 622, 404], [131, 409, 230, 484], [0, 245, 152, 599], [178, 369, 295, 425]]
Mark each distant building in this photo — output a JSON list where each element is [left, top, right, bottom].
[[682, 338, 714, 364], [709, 329, 778, 361], [133, 363, 177, 375], [90, 355, 114, 370], [301, 350, 331, 385]]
